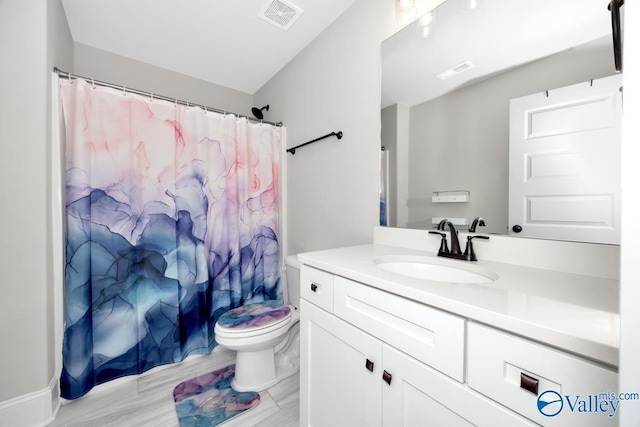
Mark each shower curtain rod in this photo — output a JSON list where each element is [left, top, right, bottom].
[[54, 67, 283, 127]]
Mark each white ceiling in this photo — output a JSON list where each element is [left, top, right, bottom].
[[61, 0, 617, 103], [61, 0, 357, 94], [382, 0, 614, 108]]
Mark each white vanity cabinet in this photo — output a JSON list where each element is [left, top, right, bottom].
[[381, 344, 539, 426], [300, 265, 537, 426], [300, 299, 382, 426], [467, 323, 618, 426]]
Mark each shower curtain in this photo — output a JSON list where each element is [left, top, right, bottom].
[[58, 77, 282, 399]]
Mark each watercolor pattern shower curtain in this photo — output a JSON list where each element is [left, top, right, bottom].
[[59, 78, 282, 399]]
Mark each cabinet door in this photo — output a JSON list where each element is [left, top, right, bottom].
[[382, 345, 538, 427], [300, 299, 383, 427]]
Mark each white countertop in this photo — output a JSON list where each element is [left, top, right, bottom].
[[297, 243, 620, 367]]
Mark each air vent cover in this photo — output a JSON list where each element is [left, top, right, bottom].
[[436, 61, 475, 80], [259, 0, 303, 31]]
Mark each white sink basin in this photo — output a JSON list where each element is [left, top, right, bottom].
[[374, 256, 498, 284]]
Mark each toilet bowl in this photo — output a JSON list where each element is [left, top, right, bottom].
[[214, 255, 301, 392]]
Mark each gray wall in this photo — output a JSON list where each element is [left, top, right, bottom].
[[407, 36, 614, 234], [73, 43, 254, 115], [0, 0, 73, 403], [255, 0, 400, 255]]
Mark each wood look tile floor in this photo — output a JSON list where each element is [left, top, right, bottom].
[[48, 347, 300, 427]]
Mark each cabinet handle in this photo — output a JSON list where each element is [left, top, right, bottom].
[[382, 370, 392, 385], [520, 373, 539, 395], [365, 359, 374, 372], [310, 283, 318, 292]]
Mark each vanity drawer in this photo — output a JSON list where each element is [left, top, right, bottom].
[[467, 322, 618, 426], [333, 276, 465, 382], [300, 265, 334, 313]]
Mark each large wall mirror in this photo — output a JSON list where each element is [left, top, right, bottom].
[[381, 0, 622, 244]]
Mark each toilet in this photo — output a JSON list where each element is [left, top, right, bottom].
[[214, 255, 301, 392]]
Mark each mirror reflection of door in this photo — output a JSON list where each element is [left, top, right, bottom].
[[381, 0, 620, 242], [508, 74, 622, 244]]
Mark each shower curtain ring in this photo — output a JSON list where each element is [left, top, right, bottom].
[[123, 86, 127, 96], [150, 93, 154, 102], [91, 78, 95, 89]]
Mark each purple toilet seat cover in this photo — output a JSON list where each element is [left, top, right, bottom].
[[218, 300, 291, 330]]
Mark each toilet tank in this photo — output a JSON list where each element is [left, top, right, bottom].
[[284, 255, 301, 309]]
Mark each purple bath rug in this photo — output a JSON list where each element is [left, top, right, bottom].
[[173, 364, 260, 426]]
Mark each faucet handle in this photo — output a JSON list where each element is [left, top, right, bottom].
[[464, 235, 489, 261], [429, 231, 449, 255]]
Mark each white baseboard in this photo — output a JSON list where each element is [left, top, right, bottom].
[[0, 376, 59, 427]]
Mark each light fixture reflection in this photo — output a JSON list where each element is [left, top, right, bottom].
[[396, 0, 418, 24], [396, 0, 433, 24], [417, 12, 434, 38], [460, 0, 482, 10]]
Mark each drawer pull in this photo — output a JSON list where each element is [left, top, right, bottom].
[[365, 359, 374, 372], [310, 283, 318, 292], [382, 370, 392, 385], [520, 372, 539, 395]]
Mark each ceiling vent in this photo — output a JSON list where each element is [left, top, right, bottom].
[[436, 61, 475, 80], [259, 0, 303, 31]]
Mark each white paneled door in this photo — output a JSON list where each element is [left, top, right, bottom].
[[509, 74, 622, 244]]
